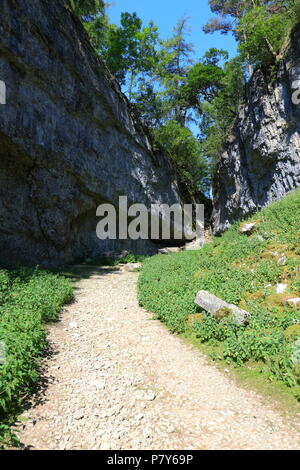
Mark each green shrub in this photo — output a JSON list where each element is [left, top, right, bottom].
[[238, 6, 295, 66], [0, 271, 12, 307], [153, 121, 212, 194], [0, 267, 73, 447]]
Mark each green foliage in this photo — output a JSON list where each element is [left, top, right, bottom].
[[204, 0, 253, 37], [129, 17, 204, 128], [153, 18, 195, 126], [83, 11, 110, 54], [238, 5, 296, 65], [138, 189, 300, 398], [153, 121, 212, 193], [136, 0, 299, 184], [133, 83, 168, 129], [0, 268, 73, 448], [182, 49, 228, 114], [0, 271, 11, 307], [205, 1, 300, 68], [199, 55, 246, 163], [70, 0, 105, 19], [200, 2, 299, 163], [71, 0, 109, 57]]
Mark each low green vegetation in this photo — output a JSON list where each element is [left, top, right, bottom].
[[0, 267, 73, 448], [138, 189, 300, 401]]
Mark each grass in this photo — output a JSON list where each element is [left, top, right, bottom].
[[182, 331, 300, 419], [0, 266, 73, 448], [138, 188, 300, 403]]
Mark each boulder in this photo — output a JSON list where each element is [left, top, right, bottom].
[[0, 341, 5, 365], [124, 263, 143, 272], [239, 221, 258, 235], [158, 248, 172, 255], [195, 291, 251, 326], [286, 298, 300, 308], [184, 238, 204, 251], [158, 247, 184, 255], [277, 255, 288, 266]]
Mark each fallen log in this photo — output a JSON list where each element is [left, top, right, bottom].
[[195, 291, 251, 326]]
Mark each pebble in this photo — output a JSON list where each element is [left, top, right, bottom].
[[74, 411, 84, 421], [276, 283, 288, 294], [278, 256, 287, 266], [287, 298, 300, 307]]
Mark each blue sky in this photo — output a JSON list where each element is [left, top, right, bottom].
[[107, 0, 238, 60]]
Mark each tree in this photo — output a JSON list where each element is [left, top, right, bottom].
[[204, 0, 257, 75], [133, 82, 168, 128], [129, 23, 228, 194], [83, 11, 110, 54], [182, 49, 228, 114], [238, 3, 299, 65], [199, 0, 300, 172], [132, 25, 229, 129], [204, 1, 300, 72], [199, 56, 246, 164], [94, 13, 159, 99], [157, 18, 195, 126], [154, 121, 212, 193], [203, 0, 250, 37], [70, 0, 109, 58], [70, 0, 105, 19]]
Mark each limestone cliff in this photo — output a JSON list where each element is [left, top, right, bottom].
[[0, 0, 182, 266], [212, 26, 300, 235]]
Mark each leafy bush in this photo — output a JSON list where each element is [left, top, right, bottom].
[[0, 268, 73, 447], [153, 121, 212, 194], [138, 189, 300, 398]]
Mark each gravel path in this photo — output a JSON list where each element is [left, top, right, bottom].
[[19, 267, 300, 450]]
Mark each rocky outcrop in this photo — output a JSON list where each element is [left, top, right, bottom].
[[212, 26, 300, 235], [0, 0, 182, 266]]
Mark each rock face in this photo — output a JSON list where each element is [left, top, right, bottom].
[[212, 26, 300, 235], [0, 0, 182, 266]]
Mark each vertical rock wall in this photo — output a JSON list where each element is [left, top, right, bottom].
[[0, 0, 182, 266]]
